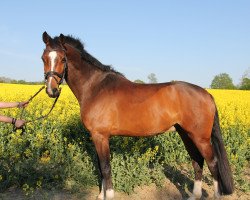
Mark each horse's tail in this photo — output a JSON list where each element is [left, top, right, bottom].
[[211, 107, 234, 195]]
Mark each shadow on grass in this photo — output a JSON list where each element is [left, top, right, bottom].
[[59, 117, 104, 196], [163, 165, 209, 199]]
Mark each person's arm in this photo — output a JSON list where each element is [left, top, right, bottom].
[[0, 115, 26, 129], [0, 115, 13, 123], [0, 102, 20, 108], [0, 101, 29, 109]]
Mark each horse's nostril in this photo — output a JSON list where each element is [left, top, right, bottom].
[[52, 88, 60, 97], [52, 88, 58, 94]]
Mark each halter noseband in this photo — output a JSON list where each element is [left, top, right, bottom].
[[44, 66, 67, 85], [44, 49, 68, 85]]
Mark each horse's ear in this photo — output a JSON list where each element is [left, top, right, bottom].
[[59, 34, 65, 45], [42, 31, 51, 46]]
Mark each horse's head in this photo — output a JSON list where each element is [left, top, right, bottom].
[[42, 31, 67, 98]]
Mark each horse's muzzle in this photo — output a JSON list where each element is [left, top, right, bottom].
[[46, 87, 60, 98]]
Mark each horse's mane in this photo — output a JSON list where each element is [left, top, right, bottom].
[[54, 35, 123, 76]]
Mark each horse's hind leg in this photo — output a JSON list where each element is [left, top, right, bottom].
[[191, 136, 221, 199], [176, 125, 204, 200], [92, 133, 114, 200]]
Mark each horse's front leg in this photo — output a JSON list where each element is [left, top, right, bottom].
[[92, 133, 114, 200]]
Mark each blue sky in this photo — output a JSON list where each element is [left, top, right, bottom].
[[0, 1, 249, 87]]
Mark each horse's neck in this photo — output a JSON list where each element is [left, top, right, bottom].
[[66, 59, 106, 104]]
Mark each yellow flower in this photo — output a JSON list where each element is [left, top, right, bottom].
[[24, 148, 33, 158], [40, 150, 51, 164]]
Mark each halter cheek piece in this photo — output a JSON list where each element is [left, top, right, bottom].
[[44, 49, 68, 85]]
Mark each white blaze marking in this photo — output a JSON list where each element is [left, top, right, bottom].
[[49, 51, 57, 71], [48, 51, 58, 88]]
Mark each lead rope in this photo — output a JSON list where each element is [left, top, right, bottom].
[[19, 85, 45, 120], [13, 86, 61, 132]]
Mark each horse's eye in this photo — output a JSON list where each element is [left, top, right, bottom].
[[62, 58, 66, 63]]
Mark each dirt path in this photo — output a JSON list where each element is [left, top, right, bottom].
[[0, 179, 249, 200]]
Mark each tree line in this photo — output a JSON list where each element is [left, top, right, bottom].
[[0, 77, 44, 85], [136, 70, 250, 90], [210, 71, 250, 90]]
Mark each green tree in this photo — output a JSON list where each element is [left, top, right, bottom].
[[147, 73, 157, 83], [239, 78, 250, 90], [210, 73, 235, 89], [239, 68, 250, 90]]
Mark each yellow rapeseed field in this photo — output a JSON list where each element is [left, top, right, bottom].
[[208, 89, 250, 130]]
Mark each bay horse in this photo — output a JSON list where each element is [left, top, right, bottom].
[[41, 32, 233, 200]]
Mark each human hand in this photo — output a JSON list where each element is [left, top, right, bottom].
[[14, 119, 26, 129], [18, 101, 29, 108]]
